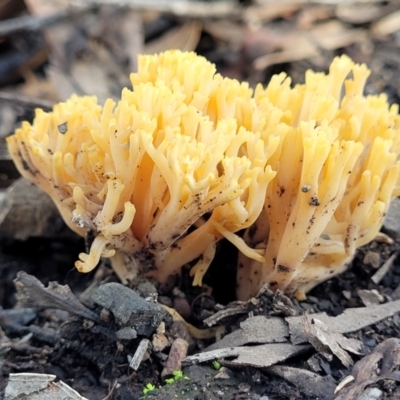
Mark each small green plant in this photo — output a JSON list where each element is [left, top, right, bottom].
[[165, 370, 189, 385], [142, 383, 157, 395], [212, 360, 221, 370]]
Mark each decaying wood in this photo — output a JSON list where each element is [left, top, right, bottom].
[[184, 342, 311, 368], [334, 338, 400, 400]]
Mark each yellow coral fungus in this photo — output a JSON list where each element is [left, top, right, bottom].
[[237, 55, 400, 300], [7, 51, 400, 299], [7, 50, 278, 286]]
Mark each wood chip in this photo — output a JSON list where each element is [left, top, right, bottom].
[[303, 317, 363, 368], [287, 299, 400, 345], [231, 343, 311, 368], [205, 316, 289, 351], [183, 343, 311, 368], [357, 289, 384, 306], [129, 338, 150, 371], [371, 253, 396, 284]]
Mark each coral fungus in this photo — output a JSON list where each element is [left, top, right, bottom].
[[7, 51, 400, 300]]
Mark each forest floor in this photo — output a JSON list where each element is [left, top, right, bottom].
[[1, 1, 400, 399]]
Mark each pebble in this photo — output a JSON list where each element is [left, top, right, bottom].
[[116, 327, 137, 340], [161, 338, 188, 378], [156, 321, 166, 334], [238, 382, 251, 393], [363, 251, 381, 269], [184, 365, 212, 382], [342, 290, 352, 300], [152, 333, 170, 352], [99, 308, 110, 322], [173, 297, 191, 319], [355, 387, 382, 400], [158, 295, 173, 307], [358, 289, 384, 306], [172, 287, 186, 298], [214, 367, 232, 380], [170, 321, 196, 351]]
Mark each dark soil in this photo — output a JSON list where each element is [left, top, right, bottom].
[[1, 229, 400, 400]]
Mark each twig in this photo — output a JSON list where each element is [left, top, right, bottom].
[[203, 304, 252, 327], [70, 0, 240, 18], [0, 91, 54, 111], [101, 380, 119, 400], [371, 253, 397, 284], [82, 0, 399, 11], [0, 7, 92, 37], [1, 0, 399, 35]]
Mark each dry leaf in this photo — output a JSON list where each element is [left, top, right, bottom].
[[14, 271, 99, 321], [4, 373, 88, 400]]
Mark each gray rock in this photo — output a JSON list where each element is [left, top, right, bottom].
[[0, 178, 73, 240], [183, 365, 212, 382], [134, 280, 158, 301], [355, 387, 382, 400], [92, 282, 171, 336], [116, 327, 137, 340], [383, 197, 400, 237]]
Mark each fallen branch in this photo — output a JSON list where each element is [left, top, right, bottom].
[[0, 91, 54, 110]]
